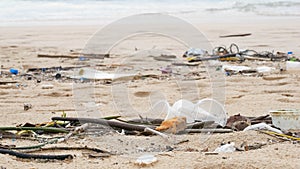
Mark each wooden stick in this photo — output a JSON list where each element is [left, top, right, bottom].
[[144, 127, 169, 140], [23, 146, 110, 154], [52, 117, 155, 132], [0, 127, 68, 133], [220, 33, 252, 38], [0, 148, 72, 160]]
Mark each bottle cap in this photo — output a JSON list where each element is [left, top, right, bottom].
[[287, 51, 293, 54]]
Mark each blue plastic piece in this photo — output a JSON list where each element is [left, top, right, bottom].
[[10, 68, 18, 75]]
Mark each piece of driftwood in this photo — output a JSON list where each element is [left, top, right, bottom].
[[249, 115, 270, 121], [187, 121, 215, 129], [27, 66, 87, 72], [12, 138, 59, 150], [144, 127, 169, 140], [0, 148, 72, 160], [0, 81, 18, 85], [0, 127, 68, 133], [126, 118, 164, 125], [37, 53, 109, 59], [220, 33, 252, 38], [188, 53, 240, 62], [37, 54, 78, 58], [23, 146, 110, 154], [52, 117, 155, 132]]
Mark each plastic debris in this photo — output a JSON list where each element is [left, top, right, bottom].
[[286, 61, 300, 71], [155, 116, 187, 134], [71, 68, 136, 81], [160, 66, 172, 74], [183, 48, 207, 57], [243, 123, 283, 134], [153, 99, 226, 127], [55, 73, 61, 79], [135, 154, 157, 166], [9, 68, 18, 75], [23, 103, 32, 111], [226, 114, 251, 131], [41, 84, 54, 89], [214, 142, 236, 153], [270, 110, 300, 130]]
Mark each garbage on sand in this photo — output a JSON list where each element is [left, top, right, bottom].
[[286, 61, 300, 71], [135, 154, 158, 166], [152, 99, 227, 127], [71, 68, 136, 81], [9, 68, 18, 75], [270, 110, 300, 130], [243, 123, 283, 134], [214, 142, 236, 153], [155, 116, 187, 134]]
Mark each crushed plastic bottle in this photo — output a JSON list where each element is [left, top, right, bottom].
[[151, 98, 227, 127]]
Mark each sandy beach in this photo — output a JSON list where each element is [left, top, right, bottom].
[[1, 2, 300, 168]]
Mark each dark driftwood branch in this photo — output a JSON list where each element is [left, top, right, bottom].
[[220, 33, 252, 38], [250, 115, 270, 121], [37, 54, 79, 58], [12, 138, 59, 150], [0, 148, 72, 160], [23, 146, 110, 154], [0, 127, 68, 133], [52, 117, 155, 132]]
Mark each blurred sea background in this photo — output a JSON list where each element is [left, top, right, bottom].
[[0, 0, 300, 26]]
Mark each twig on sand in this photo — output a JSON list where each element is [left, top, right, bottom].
[[58, 123, 89, 142], [23, 146, 111, 154], [0, 148, 72, 160], [220, 33, 252, 38], [144, 127, 169, 140], [0, 127, 68, 133], [51, 117, 155, 132]]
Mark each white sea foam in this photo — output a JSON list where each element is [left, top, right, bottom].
[[0, 0, 299, 26]]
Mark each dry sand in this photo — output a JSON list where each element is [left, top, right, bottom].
[[0, 16, 300, 168]]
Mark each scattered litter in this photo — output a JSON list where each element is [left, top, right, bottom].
[[226, 114, 251, 131], [23, 103, 32, 111], [9, 68, 18, 75], [155, 116, 187, 134], [135, 154, 158, 166], [214, 142, 236, 153], [155, 99, 226, 126], [55, 73, 61, 79], [204, 152, 219, 155], [145, 127, 169, 140], [286, 61, 300, 71], [243, 123, 283, 134], [222, 65, 275, 75], [71, 68, 136, 81], [41, 84, 54, 89], [270, 110, 300, 130], [260, 131, 300, 141], [219, 33, 252, 38], [160, 66, 172, 74], [183, 48, 208, 57]]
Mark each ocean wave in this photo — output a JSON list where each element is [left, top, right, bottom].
[[206, 1, 300, 16]]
